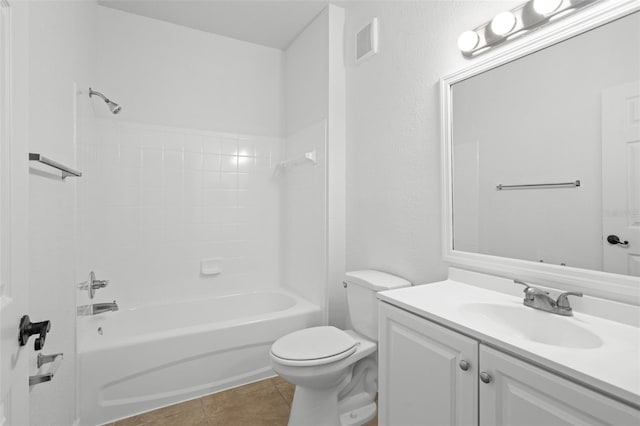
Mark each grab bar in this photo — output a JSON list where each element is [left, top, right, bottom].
[[30, 352, 63, 386], [29, 153, 82, 179], [496, 180, 580, 190]]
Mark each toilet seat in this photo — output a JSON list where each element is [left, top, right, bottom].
[[271, 326, 358, 367]]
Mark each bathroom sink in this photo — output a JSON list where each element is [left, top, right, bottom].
[[459, 302, 603, 349]]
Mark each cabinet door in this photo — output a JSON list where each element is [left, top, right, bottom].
[[378, 302, 478, 426], [479, 345, 640, 426]]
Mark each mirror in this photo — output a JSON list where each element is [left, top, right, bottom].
[[442, 2, 640, 303]]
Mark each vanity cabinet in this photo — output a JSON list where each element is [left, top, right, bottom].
[[379, 302, 640, 426], [479, 345, 639, 425], [378, 302, 478, 426]]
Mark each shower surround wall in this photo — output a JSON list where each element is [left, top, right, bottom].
[[77, 120, 282, 306], [77, 6, 286, 307]]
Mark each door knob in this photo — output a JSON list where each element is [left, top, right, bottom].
[[18, 315, 51, 350], [607, 235, 629, 247], [459, 360, 470, 371], [480, 372, 492, 384]]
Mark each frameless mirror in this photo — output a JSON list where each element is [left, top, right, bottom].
[[442, 2, 640, 302]]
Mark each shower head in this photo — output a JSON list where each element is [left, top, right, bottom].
[[108, 101, 122, 115], [89, 88, 122, 115]]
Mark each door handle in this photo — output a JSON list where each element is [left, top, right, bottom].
[[606, 235, 629, 247], [18, 315, 51, 350]]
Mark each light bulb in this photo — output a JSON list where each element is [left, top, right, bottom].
[[533, 0, 563, 16], [490, 11, 517, 36], [457, 31, 479, 53]]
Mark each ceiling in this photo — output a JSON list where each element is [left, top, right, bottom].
[[98, 0, 330, 50]]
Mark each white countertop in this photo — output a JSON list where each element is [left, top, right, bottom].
[[378, 280, 640, 408]]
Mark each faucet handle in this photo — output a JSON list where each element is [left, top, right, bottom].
[[514, 280, 548, 294], [514, 280, 552, 302], [556, 291, 583, 309], [86, 271, 110, 299], [513, 279, 531, 292]]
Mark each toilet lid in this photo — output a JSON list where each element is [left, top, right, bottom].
[[271, 326, 357, 366]]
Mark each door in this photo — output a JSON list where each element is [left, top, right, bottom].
[[0, 1, 30, 424], [602, 81, 640, 276], [378, 302, 478, 426], [479, 345, 639, 425]]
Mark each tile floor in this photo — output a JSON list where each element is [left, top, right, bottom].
[[106, 377, 378, 426]]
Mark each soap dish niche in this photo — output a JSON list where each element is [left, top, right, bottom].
[[201, 258, 222, 276]]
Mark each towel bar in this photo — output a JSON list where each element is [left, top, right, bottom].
[[496, 180, 580, 190], [29, 153, 82, 179]]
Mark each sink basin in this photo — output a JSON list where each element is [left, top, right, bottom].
[[460, 302, 603, 349]]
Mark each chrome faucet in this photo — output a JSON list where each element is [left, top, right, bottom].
[[514, 280, 582, 316], [92, 301, 119, 315], [77, 301, 119, 316]]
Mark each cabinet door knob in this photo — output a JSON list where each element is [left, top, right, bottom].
[[479, 372, 492, 384], [459, 360, 470, 371]]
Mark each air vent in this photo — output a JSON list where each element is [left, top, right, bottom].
[[356, 18, 378, 64]]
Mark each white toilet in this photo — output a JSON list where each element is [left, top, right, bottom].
[[270, 270, 411, 426]]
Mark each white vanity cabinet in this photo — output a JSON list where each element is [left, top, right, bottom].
[[480, 345, 639, 425], [378, 302, 478, 426], [379, 302, 640, 426]]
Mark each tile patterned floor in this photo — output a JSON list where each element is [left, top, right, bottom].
[[106, 377, 378, 426]]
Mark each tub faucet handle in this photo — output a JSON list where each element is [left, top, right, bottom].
[[81, 271, 110, 299], [92, 279, 109, 289]]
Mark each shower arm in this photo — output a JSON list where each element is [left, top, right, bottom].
[[89, 88, 110, 103], [89, 87, 122, 114]]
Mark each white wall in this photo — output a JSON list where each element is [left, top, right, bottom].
[[283, 6, 346, 326], [343, 1, 517, 286], [326, 5, 347, 328], [95, 6, 284, 136], [452, 11, 640, 271], [27, 1, 96, 424], [285, 8, 329, 136]]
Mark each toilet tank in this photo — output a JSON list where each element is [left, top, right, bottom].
[[345, 270, 411, 341]]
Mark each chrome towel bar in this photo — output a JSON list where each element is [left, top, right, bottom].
[[496, 180, 580, 190], [29, 153, 82, 179]]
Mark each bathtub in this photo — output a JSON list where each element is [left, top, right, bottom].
[[77, 289, 321, 425]]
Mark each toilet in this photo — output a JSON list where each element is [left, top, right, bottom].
[[270, 270, 411, 426]]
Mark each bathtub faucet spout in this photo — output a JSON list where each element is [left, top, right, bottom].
[[92, 301, 118, 315], [77, 301, 119, 316]]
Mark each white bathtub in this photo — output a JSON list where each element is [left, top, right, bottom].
[[77, 290, 321, 425]]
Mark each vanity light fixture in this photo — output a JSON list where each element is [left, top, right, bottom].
[[490, 11, 517, 36], [457, 30, 480, 53], [457, 0, 595, 57], [533, 0, 563, 16]]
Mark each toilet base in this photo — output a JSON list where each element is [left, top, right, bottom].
[[288, 387, 377, 426], [289, 385, 342, 426], [339, 401, 377, 426]]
